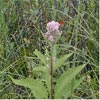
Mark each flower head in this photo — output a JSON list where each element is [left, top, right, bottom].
[[47, 21, 60, 33], [45, 20, 61, 42]]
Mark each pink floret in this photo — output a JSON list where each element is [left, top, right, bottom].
[[47, 21, 60, 33], [45, 20, 61, 42], [48, 35, 54, 41]]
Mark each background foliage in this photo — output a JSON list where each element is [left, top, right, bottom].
[[0, 0, 99, 99]]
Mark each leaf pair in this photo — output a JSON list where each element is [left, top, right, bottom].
[[10, 49, 87, 99], [10, 64, 86, 99]]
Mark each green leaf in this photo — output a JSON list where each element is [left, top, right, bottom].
[[32, 66, 51, 96], [34, 49, 46, 65], [54, 52, 73, 72], [41, 73, 51, 96], [62, 77, 85, 98], [33, 66, 49, 73], [55, 64, 87, 98], [11, 78, 48, 99]]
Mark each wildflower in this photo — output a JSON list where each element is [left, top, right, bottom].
[[48, 35, 54, 41], [47, 21, 60, 33], [45, 21, 61, 42]]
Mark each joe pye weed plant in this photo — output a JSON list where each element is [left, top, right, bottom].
[[10, 21, 87, 99]]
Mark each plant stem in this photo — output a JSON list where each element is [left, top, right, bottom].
[[50, 44, 54, 99]]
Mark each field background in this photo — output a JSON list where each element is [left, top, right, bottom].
[[0, 0, 99, 99]]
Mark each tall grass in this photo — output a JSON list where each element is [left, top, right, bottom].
[[0, 0, 99, 99]]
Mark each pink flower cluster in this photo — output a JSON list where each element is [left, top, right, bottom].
[[45, 21, 60, 42]]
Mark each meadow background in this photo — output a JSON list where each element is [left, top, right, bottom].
[[0, 0, 99, 99]]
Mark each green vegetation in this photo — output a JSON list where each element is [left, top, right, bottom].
[[0, 0, 99, 99]]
